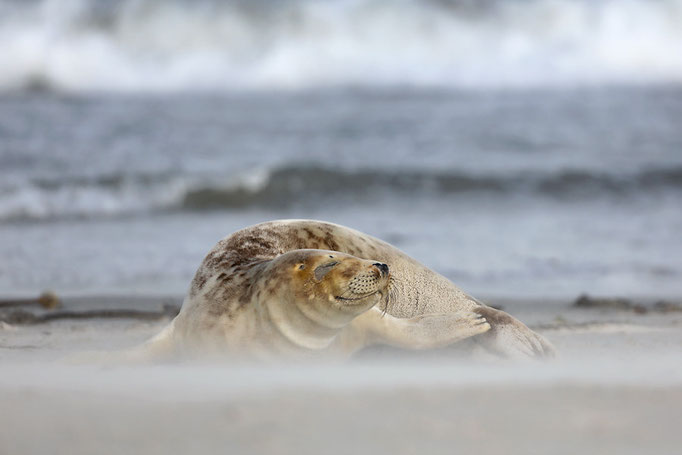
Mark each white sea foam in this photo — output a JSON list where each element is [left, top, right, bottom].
[[1, 0, 682, 92], [0, 168, 274, 221], [1, 165, 679, 221]]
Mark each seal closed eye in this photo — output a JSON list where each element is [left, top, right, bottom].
[[314, 261, 339, 280]]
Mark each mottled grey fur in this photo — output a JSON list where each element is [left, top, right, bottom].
[[137, 219, 554, 361]]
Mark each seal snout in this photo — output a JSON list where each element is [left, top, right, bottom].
[[373, 262, 389, 277]]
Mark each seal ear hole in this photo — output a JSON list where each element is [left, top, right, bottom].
[[329, 255, 334, 258]]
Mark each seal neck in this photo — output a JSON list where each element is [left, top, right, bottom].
[[263, 296, 342, 351]]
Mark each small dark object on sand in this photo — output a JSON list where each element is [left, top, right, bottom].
[[652, 300, 682, 313], [0, 291, 61, 310], [574, 294, 682, 314], [0, 304, 180, 325], [573, 294, 648, 313], [574, 294, 640, 310]]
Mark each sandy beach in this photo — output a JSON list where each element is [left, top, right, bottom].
[[1, 297, 680, 455], [2, 2, 681, 453]]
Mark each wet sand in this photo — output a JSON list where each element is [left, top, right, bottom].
[[1, 297, 681, 455]]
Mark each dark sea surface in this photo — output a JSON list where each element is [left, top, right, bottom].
[[1, 87, 680, 299], [0, 0, 681, 299]]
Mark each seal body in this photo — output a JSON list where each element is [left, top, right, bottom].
[[143, 219, 553, 360]]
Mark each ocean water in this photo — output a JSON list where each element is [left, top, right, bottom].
[[2, 0, 682, 90], [0, 0, 681, 300]]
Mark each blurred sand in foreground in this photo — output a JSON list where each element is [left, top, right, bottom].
[[1, 298, 681, 455]]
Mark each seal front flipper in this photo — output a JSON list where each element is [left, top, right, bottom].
[[472, 306, 556, 359], [344, 307, 491, 352]]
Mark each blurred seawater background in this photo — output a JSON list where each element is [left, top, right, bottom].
[[1, 0, 681, 299]]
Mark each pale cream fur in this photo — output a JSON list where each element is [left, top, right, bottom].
[[137, 219, 555, 361]]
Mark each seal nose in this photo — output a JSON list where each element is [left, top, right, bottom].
[[373, 262, 389, 276]]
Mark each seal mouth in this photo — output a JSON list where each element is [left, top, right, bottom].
[[334, 290, 380, 304]]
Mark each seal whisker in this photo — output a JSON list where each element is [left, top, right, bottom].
[[380, 275, 401, 316], [381, 291, 391, 317], [337, 288, 355, 299]]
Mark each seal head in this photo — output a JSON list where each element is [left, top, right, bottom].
[[263, 250, 391, 344]]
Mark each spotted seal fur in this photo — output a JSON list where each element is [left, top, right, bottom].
[[137, 219, 554, 360]]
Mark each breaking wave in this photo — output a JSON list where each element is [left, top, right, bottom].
[[2, 0, 682, 92], [1, 165, 680, 221]]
